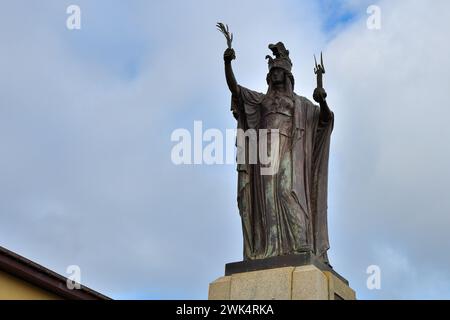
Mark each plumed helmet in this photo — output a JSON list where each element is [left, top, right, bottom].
[[265, 42, 292, 72]]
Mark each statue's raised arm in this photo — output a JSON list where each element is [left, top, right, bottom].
[[217, 22, 240, 96]]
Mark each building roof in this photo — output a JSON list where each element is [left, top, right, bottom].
[[0, 245, 110, 300]]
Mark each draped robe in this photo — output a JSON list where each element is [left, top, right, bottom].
[[231, 85, 334, 262]]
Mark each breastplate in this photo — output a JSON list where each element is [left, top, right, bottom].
[[260, 95, 294, 137]]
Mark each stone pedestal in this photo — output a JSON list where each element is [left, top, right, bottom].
[[209, 255, 356, 300]]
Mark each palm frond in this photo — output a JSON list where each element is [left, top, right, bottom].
[[216, 22, 233, 49]]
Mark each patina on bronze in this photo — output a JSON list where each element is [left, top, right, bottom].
[[218, 23, 334, 265]]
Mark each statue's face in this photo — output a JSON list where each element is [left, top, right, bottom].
[[270, 68, 285, 85]]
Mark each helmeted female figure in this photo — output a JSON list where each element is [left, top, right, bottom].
[[223, 42, 334, 264]]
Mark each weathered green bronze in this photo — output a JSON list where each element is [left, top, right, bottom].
[[219, 24, 334, 265]]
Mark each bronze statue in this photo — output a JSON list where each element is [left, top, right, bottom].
[[217, 23, 334, 265]]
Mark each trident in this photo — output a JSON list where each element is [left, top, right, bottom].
[[314, 52, 325, 89]]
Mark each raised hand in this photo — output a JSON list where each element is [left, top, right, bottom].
[[224, 48, 236, 63], [313, 87, 327, 104]]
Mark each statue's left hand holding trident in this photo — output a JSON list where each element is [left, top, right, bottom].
[[313, 52, 333, 122], [217, 22, 240, 96]]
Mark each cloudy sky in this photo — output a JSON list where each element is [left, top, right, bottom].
[[1, 0, 450, 300]]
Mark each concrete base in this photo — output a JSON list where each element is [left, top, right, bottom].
[[208, 265, 356, 300]]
